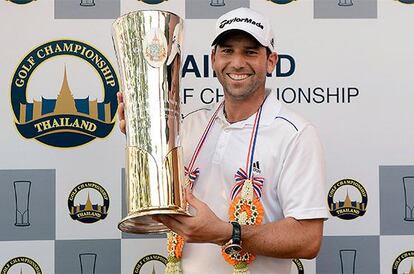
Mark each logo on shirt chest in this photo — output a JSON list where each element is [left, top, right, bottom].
[[252, 161, 262, 175]]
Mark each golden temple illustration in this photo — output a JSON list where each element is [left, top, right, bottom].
[[70, 192, 107, 216], [409, 260, 414, 274], [330, 189, 366, 211], [18, 66, 111, 123]]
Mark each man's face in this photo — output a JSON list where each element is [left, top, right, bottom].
[[211, 32, 277, 101]]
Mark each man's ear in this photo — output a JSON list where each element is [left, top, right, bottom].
[[267, 52, 278, 74], [211, 48, 216, 66]]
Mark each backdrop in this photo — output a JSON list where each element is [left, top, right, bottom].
[[1, 0, 414, 273]]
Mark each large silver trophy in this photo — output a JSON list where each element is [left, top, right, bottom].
[[112, 10, 187, 233]]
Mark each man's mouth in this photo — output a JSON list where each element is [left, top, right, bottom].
[[227, 73, 251, 81]]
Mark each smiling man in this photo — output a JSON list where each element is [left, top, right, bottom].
[[118, 7, 328, 274]]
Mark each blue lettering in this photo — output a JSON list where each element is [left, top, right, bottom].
[[201, 88, 215, 104], [182, 55, 201, 78], [275, 54, 295, 77], [183, 88, 194, 104]]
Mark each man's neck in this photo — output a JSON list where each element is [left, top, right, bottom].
[[223, 90, 267, 123]]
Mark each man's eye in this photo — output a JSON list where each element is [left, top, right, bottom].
[[222, 48, 232, 54], [247, 50, 257, 55]]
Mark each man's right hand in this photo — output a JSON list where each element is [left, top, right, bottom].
[[117, 92, 126, 134]]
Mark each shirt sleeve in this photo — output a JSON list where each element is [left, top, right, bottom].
[[277, 124, 329, 220]]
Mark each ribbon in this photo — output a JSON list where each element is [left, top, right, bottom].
[[184, 166, 200, 188], [231, 168, 264, 200]]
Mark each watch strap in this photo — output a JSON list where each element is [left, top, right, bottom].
[[230, 221, 241, 245]]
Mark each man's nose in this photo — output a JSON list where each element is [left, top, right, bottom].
[[230, 53, 246, 69]]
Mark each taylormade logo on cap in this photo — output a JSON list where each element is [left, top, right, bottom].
[[219, 17, 264, 30], [212, 8, 276, 52]]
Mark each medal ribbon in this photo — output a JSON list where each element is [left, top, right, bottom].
[[230, 105, 264, 200], [166, 102, 224, 274], [185, 102, 224, 187]]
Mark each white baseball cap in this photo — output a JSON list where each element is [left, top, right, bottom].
[[211, 7, 276, 52]]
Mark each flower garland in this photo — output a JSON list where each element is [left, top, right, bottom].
[[221, 105, 264, 274]]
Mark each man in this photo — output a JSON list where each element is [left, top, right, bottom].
[[118, 7, 328, 274]]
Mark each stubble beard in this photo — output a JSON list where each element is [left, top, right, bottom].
[[221, 77, 266, 102]]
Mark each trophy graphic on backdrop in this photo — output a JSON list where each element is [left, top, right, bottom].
[[403, 176, 414, 221], [80, 0, 95, 6], [79, 253, 97, 274], [339, 249, 357, 274], [338, 0, 353, 6], [210, 0, 225, 7], [112, 10, 187, 234], [13, 180, 31, 227]]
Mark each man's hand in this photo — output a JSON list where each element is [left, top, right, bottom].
[[117, 91, 126, 134], [157, 188, 232, 245]]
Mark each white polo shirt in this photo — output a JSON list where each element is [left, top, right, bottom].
[[180, 89, 328, 274]]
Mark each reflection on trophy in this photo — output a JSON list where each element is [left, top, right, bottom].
[[79, 253, 97, 274], [339, 249, 356, 274], [338, 0, 353, 6], [210, 0, 225, 7], [112, 10, 186, 233], [80, 0, 95, 6], [403, 176, 414, 221], [13, 180, 31, 226]]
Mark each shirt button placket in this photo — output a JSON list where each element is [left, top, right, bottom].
[[212, 127, 231, 163]]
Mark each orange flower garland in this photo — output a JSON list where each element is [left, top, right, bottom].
[[166, 231, 185, 274], [229, 197, 264, 225], [222, 196, 264, 268]]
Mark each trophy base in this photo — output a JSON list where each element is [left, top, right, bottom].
[[119, 208, 191, 234]]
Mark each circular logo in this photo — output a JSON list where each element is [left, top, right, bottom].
[[269, 0, 296, 4], [397, 0, 414, 3], [133, 254, 167, 274], [68, 182, 110, 224], [292, 259, 305, 274], [138, 0, 167, 4], [8, 0, 35, 4], [1, 256, 42, 274], [392, 251, 414, 274], [327, 178, 368, 220], [10, 39, 119, 148]]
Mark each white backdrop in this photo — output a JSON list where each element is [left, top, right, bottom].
[[1, 0, 414, 273]]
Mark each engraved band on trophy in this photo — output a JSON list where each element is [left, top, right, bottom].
[[112, 10, 187, 233]]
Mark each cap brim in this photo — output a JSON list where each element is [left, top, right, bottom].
[[211, 29, 264, 48]]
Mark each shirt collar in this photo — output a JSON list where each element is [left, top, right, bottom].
[[214, 89, 281, 128]]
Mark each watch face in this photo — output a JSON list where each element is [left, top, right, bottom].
[[224, 244, 242, 255]]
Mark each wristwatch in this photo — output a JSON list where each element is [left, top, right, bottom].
[[222, 221, 242, 255]]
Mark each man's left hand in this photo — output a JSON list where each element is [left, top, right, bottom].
[[156, 188, 232, 245]]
